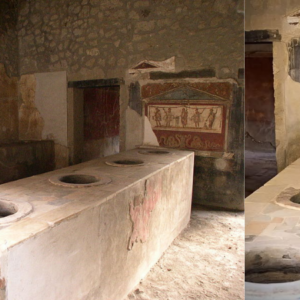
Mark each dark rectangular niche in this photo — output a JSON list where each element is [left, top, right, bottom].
[[245, 30, 281, 43], [68, 78, 124, 89], [150, 69, 216, 80]]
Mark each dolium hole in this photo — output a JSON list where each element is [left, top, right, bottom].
[[246, 267, 300, 284], [0, 202, 17, 218], [290, 192, 300, 204], [113, 160, 144, 165], [59, 175, 99, 184]]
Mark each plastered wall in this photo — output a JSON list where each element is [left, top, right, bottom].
[[246, 0, 300, 171], [19, 71, 68, 169]]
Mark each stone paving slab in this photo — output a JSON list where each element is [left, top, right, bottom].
[[245, 157, 300, 264]]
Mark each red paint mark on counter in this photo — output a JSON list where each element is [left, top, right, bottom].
[[128, 176, 162, 250], [0, 277, 6, 290]]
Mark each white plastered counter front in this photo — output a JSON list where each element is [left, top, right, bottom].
[[0, 148, 194, 300]]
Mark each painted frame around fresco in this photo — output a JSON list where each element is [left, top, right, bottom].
[[143, 86, 231, 152]]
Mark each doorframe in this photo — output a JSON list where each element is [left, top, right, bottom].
[[67, 78, 124, 165]]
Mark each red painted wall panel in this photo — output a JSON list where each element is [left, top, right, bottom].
[[83, 87, 120, 141]]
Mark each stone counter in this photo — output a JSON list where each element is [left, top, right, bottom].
[[0, 147, 194, 300], [245, 158, 300, 300]]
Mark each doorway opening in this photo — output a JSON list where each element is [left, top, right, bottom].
[[245, 43, 277, 196], [69, 80, 121, 164], [83, 86, 120, 162]]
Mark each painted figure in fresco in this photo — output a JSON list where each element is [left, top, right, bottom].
[[191, 108, 201, 127], [204, 108, 217, 129], [163, 108, 174, 127], [181, 108, 188, 128], [153, 107, 162, 127]]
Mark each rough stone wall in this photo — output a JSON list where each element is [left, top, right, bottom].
[[17, 0, 244, 81], [16, 0, 244, 210], [0, 2, 19, 142], [0, 64, 19, 142], [246, 0, 300, 171], [0, 1, 19, 77]]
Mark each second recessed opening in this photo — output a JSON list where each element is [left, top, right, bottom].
[[112, 159, 144, 165], [290, 192, 300, 204], [139, 150, 170, 155], [59, 174, 99, 184], [246, 267, 300, 284]]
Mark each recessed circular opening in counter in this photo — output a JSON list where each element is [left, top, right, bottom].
[[60, 174, 99, 185], [246, 249, 300, 284], [275, 187, 300, 210], [290, 192, 300, 204], [0, 199, 33, 228], [245, 248, 300, 299], [138, 149, 170, 155], [246, 267, 300, 284], [49, 173, 112, 188], [105, 159, 145, 167], [0, 200, 17, 218]]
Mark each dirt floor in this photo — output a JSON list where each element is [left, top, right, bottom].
[[124, 205, 245, 300]]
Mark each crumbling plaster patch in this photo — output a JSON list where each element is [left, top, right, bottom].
[[125, 106, 143, 150], [35, 72, 67, 146], [35, 71, 68, 168], [143, 116, 159, 146], [273, 42, 287, 171], [18, 71, 68, 169], [284, 76, 300, 166]]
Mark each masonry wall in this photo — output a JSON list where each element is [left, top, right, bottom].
[[0, 65, 18, 142], [3, 0, 245, 210], [0, 1, 19, 77], [17, 0, 244, 80], [0, 2, 19, 142], [246, 0, 300, 171]]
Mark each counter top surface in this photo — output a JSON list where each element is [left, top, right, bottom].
[[0, 148, 194, 250], [245, 157, 300, 250]]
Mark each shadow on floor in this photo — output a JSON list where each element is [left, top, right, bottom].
[[125, 204, 244, 300]]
